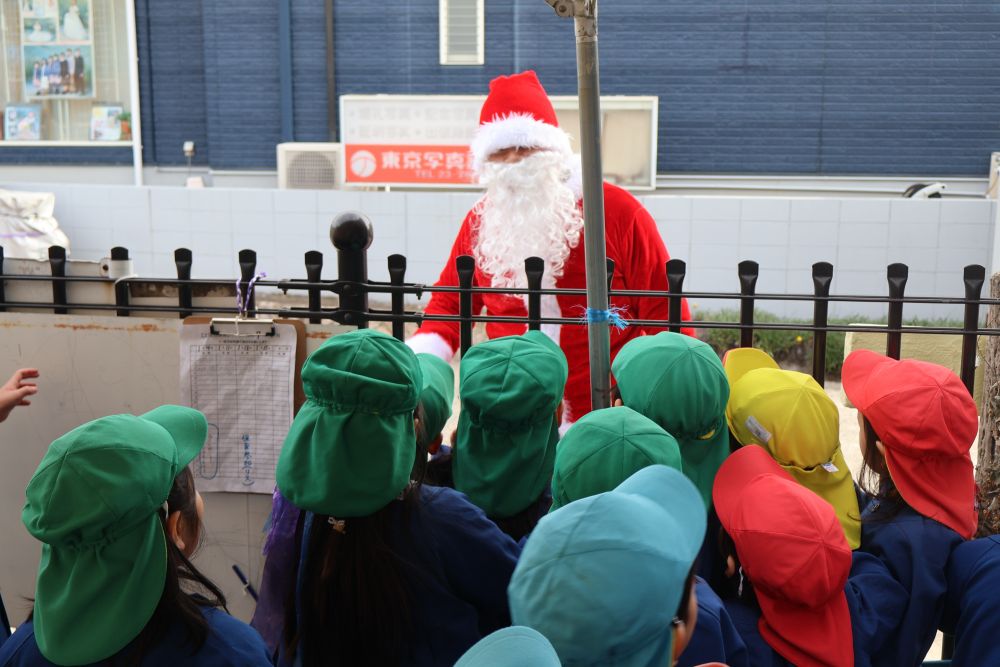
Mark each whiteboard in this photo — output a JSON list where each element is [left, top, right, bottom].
[[0, 312, 347, 625]]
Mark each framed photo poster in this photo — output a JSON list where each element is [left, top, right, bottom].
[[90, 104, 123, 140], [4, 105, 42, 141], [20, 0, 94, 99]]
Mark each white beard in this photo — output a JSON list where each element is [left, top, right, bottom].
[[472, 151, 584, 289]]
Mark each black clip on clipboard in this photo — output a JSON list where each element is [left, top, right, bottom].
[[209, 317, 277, 337]]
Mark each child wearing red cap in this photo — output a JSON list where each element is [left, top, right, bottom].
[[712, 445, 907, 667], [842, 350, 979, 667]]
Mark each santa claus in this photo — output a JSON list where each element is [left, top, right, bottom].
[[407, 70, 691, 424]]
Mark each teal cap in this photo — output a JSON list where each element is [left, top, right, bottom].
[[509, 465, 706, 667], [277, 329, 422, 517], [455, 627, 562, 667], [612, 332, 730, 508], [550, 407, 682, 511], [455, 331, 567, 518], [416, 353, 455, 441]]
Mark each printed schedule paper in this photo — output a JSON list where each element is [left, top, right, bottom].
[[180, 323, 296, 493]]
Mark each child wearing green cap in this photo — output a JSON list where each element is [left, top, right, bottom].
[[263, 329, 519, 667], [509, 465, 707, 667], [453, 330, 568, 541], [0, 407, 272, 666], [551, 408, 748, 667]]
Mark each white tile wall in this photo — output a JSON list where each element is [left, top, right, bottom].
[[5, 184, 995, 320]]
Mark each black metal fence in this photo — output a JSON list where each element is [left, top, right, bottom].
[[1, 212, 998, 396]]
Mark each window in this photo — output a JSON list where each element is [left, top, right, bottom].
[[0, 0, 136, 145], [439, 0, 483, 66]]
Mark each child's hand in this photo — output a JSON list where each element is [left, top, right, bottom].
[[0, 368, 39, 422]]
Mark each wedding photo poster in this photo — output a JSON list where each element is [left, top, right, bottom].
[[21, 0, 94, 99]]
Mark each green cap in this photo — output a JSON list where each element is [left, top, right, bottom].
[[509, 465, 706, 667], [455, 627, 562, 667], [550, 407, 683, 512], [612, 332, 730, 508], [455, 331, 568, 518], [23, 405, 208, 666], [277, 329, 422, 517], [416, 353, 454, 441]]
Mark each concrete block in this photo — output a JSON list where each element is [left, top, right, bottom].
[[691, 220, 739, 245], [190, 208, 231, 233], [70, 227, 113, 252], [72, 187, 111, 209], [840, 199, 891, 223], [837, 246, 889, 272], [643, 196, 691, 223], [888, 222, 938, 248], [188, 188, 232, 212], [151, 206, 192, 232], [790, 199, 840, 223], [274, 189, 318, 214], [785, 246, 837, 271], [357, 191, 408, 218], [690, 242, 741, 271], [150, 187, 189, 211], [890, 199, 940, 225], [886, 247, 939, 272], [691, 197, 740, 221], [936, 248, 988, 274], [275, 212, 317, 236], [110, 186, 150, 210], [369, 212, 407, 240], [152, 230, 193, 255], [839, 222, 888, 247], [110, 211, 153, 254], [940, 200, 994, 225], [740, 198, 790, 222], [738, 245, 791, 272], [754, 268, 787, 294], [192, 231, 235, 257], [938, 223, 991, 250], [739, 221, 789, 247], [317, 190, 363, 216], [230, 189, 275, 213], [659, 218, 691, 252], [789, 221, 838, 246], [70, 206, 113, 230], [231, 211, 276, 238]]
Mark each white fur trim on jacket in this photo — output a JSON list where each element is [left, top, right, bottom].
[[470, 113, 574, 174], [406, 332, 455, 363]]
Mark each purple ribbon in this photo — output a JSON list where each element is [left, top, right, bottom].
[[235, 271, 267, 317]]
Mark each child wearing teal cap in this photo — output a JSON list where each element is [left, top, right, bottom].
[[263, 329, 520, 667], [0, 406, 271, 666], [454, 330, 568, 541], [509, 465, 707, 667], [551, 408, 748, 667]]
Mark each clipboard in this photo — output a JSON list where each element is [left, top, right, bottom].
[[183, 316, 307, 413]]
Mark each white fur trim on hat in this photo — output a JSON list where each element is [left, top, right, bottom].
[[471, 113, 573, 174], [406, 332, 455, 363]]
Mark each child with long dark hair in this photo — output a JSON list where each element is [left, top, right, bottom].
[[0, 406, 271, 666], [271, 329, 519, 666], [843, 350, 979, 667]]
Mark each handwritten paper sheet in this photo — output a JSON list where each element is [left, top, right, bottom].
[[180, 323, 296, 493]]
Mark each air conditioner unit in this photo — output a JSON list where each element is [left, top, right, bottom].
[[277, 142, 342, 189]]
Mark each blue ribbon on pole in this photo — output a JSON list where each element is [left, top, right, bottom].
[[582, 306, 630, 330]]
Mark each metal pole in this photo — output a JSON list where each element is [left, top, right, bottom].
[[546, 0, 610, 410], [125, 0, 144, 185]]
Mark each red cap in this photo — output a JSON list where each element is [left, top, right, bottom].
[[842, 350, 978, 539], [478, 71, 559, 127], [713, 446, 854, 667], [469, 71, 572, 173]]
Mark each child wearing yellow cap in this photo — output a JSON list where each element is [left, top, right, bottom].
[[266, 330, 520, 666], [722, 347, 861, 548], [0, 407, 272, 666]]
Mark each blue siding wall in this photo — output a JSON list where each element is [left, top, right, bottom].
[[5, 0, 998, 175]]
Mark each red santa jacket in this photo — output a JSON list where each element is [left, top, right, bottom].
[[412, 181, 692, 421]]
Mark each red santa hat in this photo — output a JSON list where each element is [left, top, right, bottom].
[[470, 71, 574, 174]]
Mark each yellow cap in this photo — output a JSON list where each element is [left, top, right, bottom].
[[722, 347, 779, 387], [724, 354, 861, 549]]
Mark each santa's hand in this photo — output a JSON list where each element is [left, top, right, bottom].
[[0, 368, 39, 423]]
